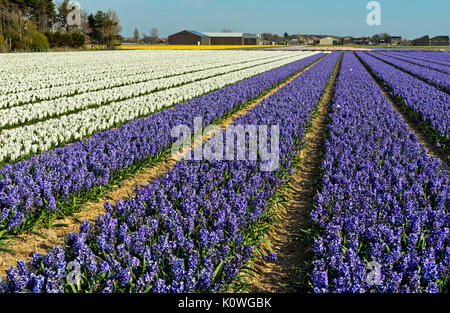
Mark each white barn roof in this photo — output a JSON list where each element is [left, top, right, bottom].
[[202, 32, 244, 38], [243, 33, 258, 39]]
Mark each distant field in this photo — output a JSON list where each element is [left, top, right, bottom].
[[267, 46, 371, 51], [116, 44, 289, 50], [117, 45, 450, 51], [367, 45, 450, 51]]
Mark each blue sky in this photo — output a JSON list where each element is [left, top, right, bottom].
[[76, 0, 449, 40]]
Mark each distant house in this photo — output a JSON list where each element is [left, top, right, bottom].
[[255, 34, 264, 45], [366, 37, 375, 45], [319, 37, 338, 45], [306, 37, 315, 45], [412, 35, 430, 46], [296, 35, 308, 45], [352, 37, 369, 45], [243, 33, 259, 45], [343, 37, 353, 45], [288, 38, 299, 45], [430, 36, 449, 46], [157, 38, 167, 44], [390, 36, 402, 46]]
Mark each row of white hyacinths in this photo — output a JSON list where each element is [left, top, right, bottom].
[[0, 50, 298, 108], [0, 51, 319, 163], [0, 52, 312, 128]]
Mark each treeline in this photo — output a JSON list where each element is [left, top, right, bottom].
[[260, 33, 287, 44], [45, 31, 85, 48], [0, 0, 122, 52]]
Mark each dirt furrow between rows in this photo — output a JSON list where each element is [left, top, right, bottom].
[[243, 53, 342, 293]]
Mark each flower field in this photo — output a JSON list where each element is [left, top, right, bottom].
[[0, 51, 321, 163], [311, 52, 448, 293], [114, 45, 289, 50], [0, 49, 448, 294], [356, 52, 449, 146], [365, 51, 450, 91]]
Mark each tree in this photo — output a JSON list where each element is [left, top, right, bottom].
[[371, 33, 380, 44], [87, 11, 101, 44], [283, 32, 289, 40], [104, 9, 122, 47], [45, 30, 85, 48], [262, 33, 274, 43], [3, 0, 56, 32], [17, 19, 37, 49], [276, 34, 284, 43], [222, 28, 232, 33], [55, 0, 70, 32], [380, 32, 391, 44], [69, 31, 85, 47], [0, 0, 56, 50], [31, 31, 49, 49], [371, 33, 391, 45], [88, 9, 122, 48], [1, 1, 126, 51], [133, 27, 139, 43], [142, 34, 150, 44], [78, 9, 90, 37], [150, 27, 158, 43], [143, 27, 158, 44], [0, 33, 7, 52], [401, 38, 411, 46], [55, 0, 82, 33], [37, 0, 56, 32]]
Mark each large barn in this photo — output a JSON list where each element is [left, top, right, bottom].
[[412, 35, 430, 46], [168, 30, 259, 45], [430, 36, 449, 46], [168, 30, 211, 45]]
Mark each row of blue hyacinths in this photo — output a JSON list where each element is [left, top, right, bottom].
[[356, 52, 449, 142], [310, 52, 448, 293]]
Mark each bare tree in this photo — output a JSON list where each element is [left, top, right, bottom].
[[222, 28, 232, 33], [150, 27, 159, 43], [79, 9, 90, 37]]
